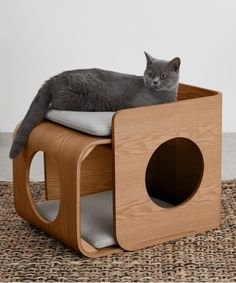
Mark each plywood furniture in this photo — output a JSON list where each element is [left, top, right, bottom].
[[13, 83, 222, 257]]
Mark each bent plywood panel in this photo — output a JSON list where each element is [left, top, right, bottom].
[[113, 88, 222, 251], [13, 122, 121, 257]]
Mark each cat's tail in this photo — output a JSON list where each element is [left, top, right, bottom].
[[9, 83, 52, 159]]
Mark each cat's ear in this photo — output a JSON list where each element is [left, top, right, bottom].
[[144, 52, 155, 65], [167, 57, 181, 72]]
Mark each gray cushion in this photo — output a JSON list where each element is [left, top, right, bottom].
[[46, 110, 115, 136], [37, 190, 116, 249], [36, 190, 173, 249]]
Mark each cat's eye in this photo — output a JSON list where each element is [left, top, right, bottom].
[[160, 74, 167, 80], [148, 72, 155, 78]]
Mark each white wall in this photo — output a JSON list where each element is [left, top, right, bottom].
[[0, 0, 236, 132]]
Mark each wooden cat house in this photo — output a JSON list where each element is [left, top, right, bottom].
[[13, 83, 222, 257]]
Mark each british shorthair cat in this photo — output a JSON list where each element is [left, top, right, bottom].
[[9, 52, 180, 158]]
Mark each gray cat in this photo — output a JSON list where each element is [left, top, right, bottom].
[[9, 52, 180, 159]]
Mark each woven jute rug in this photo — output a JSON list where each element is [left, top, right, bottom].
[[0, 181, 235, 282]]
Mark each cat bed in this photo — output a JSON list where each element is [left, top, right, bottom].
[[46, 110, 115, 136], [13, 83, 222, 257], [36, 190, 173, 249]]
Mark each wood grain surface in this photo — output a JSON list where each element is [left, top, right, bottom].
[[13, 122, 121, 257], [112, 84, 222, 251], [13, 83, 222, 256]]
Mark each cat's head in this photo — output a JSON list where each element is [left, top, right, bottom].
[[144, 52, 181, 91]]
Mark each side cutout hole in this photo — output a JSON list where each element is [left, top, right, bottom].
[[29, 151, 60, 222], [145, 138, 204, 207]]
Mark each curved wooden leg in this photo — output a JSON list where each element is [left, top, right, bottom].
[[13, 121, 122, 257]]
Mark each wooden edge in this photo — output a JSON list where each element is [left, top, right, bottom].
[[111, 85, 222, 138], [80, 239, 123, 258], [77, 140, 123, 257], [178, 82, 222, 97], [111, 82, 222, 125], [112, 90, 222, 124], [13, 148, 54, 226], [52, 136, 120, 257]]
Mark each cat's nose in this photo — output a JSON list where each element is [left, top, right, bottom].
[[153, 81, 158, 85]]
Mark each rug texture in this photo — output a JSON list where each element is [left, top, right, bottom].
[[0, 180, 235, 282]]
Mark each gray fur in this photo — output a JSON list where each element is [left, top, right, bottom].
[[9, 52, 181, 158]]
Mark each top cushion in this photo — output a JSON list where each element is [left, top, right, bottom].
[[46, 110, 115, 136]]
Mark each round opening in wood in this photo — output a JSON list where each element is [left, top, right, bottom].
[[29, 151, 60, 223], [145, 137, 204, 207]]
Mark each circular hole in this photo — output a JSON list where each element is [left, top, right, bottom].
[[145, 138, 204, 207], [29, 151, 60, 222]]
